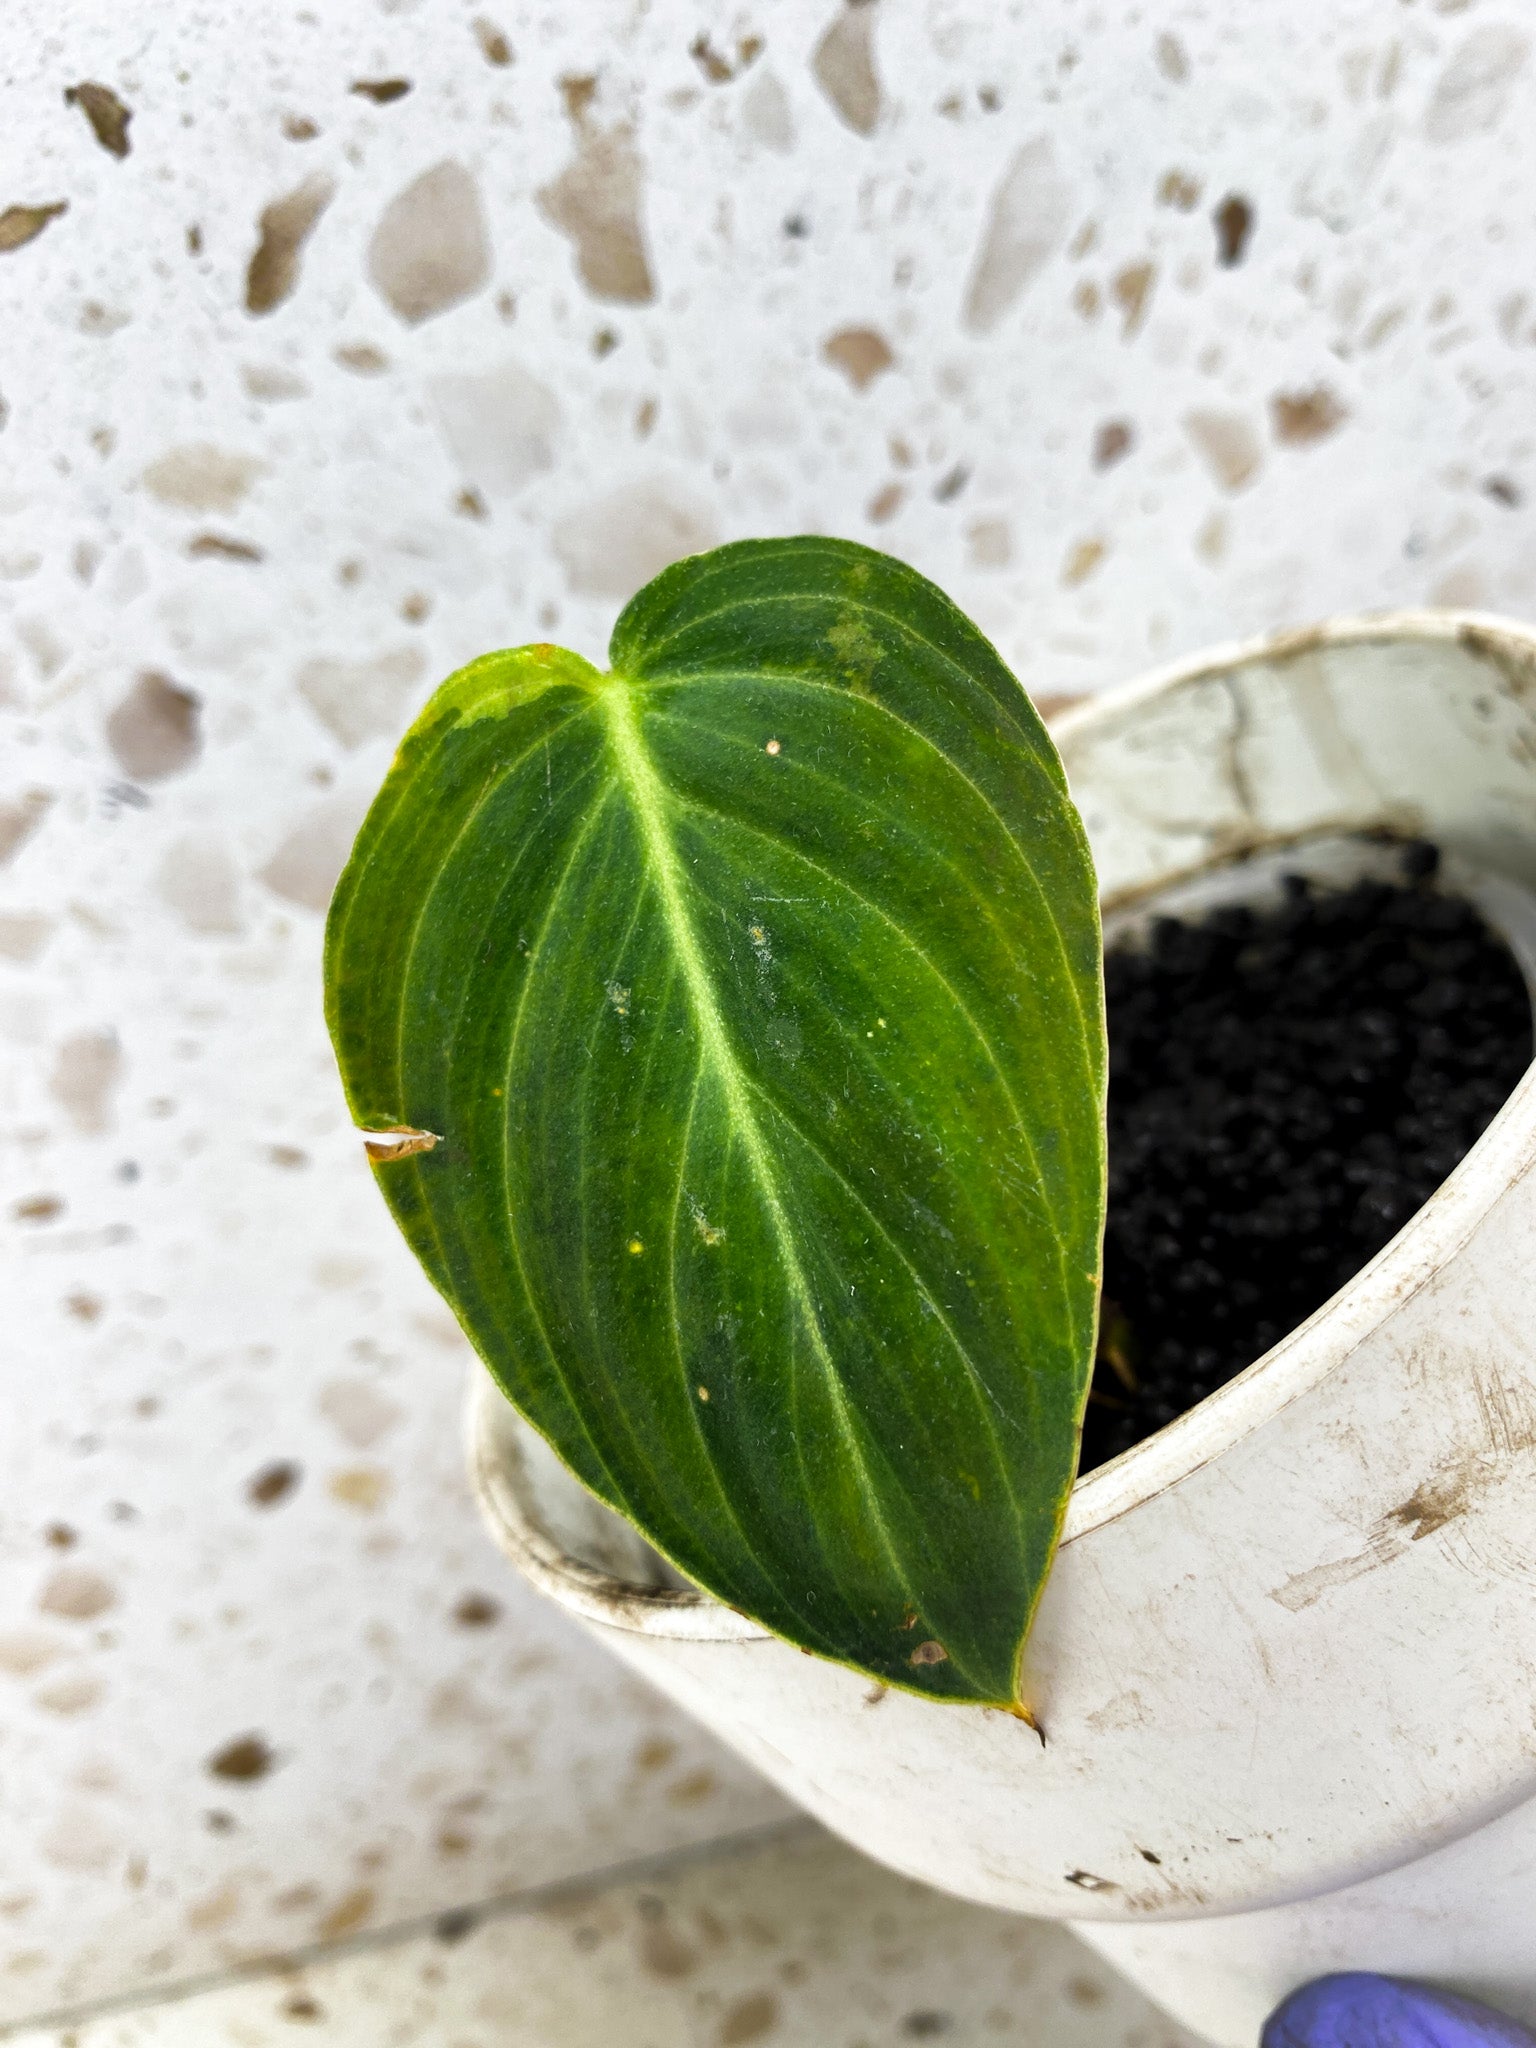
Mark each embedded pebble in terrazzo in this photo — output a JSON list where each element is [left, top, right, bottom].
[[156, 833, 243, 936], [472, 17, 512, 67], [741, 67, 794, 151], [553, 481, 717, 599], [1184, 408, 1264, 492], [140, 445, 263, 514], [317, 1380, 403, 1451], [64, 83, 132, 158], [0, 791, 52, 866], [37, 1567, 117, 1622], [821, 326, 893, 390], [962, 137, 1074, 334], [812, 0, 882, 135], [1424, 24, 1530, 145], [0, 202, 68, 253], [536, 116, 656, 305], [296, 645, 426, 750], [428, 360, 560, 497], [1271, 384, 1349, 446], [258, 790, 376, 912], [105, 673, 202, 780], [368, 161, 490, 324], [245, 175, 334, 316], [48, 1030, 122, 1134]]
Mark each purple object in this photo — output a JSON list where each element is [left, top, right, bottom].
[[1263, 1975, 1536, 2048]]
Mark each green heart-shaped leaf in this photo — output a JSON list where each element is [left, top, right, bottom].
[[325, 537, 1104, 1708]]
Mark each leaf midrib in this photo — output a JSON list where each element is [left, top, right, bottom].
[[601, 674, 926, 1641]]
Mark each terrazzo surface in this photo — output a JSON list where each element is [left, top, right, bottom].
[[6, 0, 1536, 2028], [3, 1827, 1205, 2047]]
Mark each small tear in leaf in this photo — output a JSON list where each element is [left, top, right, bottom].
[[360, 1125, 439, 1162]]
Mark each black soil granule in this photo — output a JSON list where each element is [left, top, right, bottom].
[[1079, 842, 1533, 1474]]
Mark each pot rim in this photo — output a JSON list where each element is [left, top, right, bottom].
[[471, 605, 1536, 1640]]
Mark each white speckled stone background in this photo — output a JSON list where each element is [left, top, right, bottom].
[[5, 0, 1536, 2035]]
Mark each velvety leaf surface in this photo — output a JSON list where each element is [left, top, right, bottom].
[[324, 537, 1104, 1707], [1263, 1974, 1536, 2048]]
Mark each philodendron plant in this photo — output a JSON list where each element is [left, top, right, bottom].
[[325, 537, 1105, 1716]]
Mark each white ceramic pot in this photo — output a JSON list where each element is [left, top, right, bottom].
[[469, 612, 1536, 2047]]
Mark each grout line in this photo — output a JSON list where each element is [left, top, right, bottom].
[[0, 1815, 817, 2041]]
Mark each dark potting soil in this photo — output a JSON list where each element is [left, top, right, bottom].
[[1078, 841, 1534, 1475]]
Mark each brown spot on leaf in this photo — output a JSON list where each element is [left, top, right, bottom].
[[813, 1, 882, 135], [39, 1566, 116, 1622], [909, 1639, 948, 1667], [1213, 193, 1254, 267], [369, 162, 490, 324], [1111, 260, 1156, 337], [473, 18, 513, 65], [208, 1733, 275, 1782], [0, 203, 67, 254], [50, 1030, 122, 1134], [537, 125, 656, 304], [821, 325, 893, 389], [351, 78, 412, 104], [1093, 419, 1134, 469], [248, 1461, 300, 1508], [962, 137, 1073, 333], [453, 1592, 500, 1627], [1185, 409, 1262, 492], [65, 84, 132, 159], [719, 1991, 780, 2044], [246, 175, 334, 316], [107, 672, 201, 780], [1271, 385, 1348, 446], [0, 790, 53, 866]]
